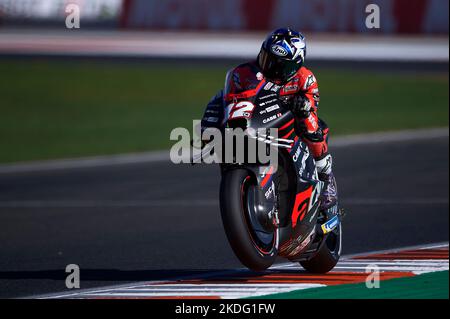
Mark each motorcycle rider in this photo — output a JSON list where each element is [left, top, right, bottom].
[[200, 28, 338, 209]]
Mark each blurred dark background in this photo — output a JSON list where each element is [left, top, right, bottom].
[[0, 0, 448, 163]]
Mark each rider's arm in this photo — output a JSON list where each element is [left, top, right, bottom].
[[294, 68, 321, 134], [301, 67, 320, 114]]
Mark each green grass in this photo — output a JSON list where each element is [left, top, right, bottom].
[[249, 271, 449, 299], [0, 59, 448, 163]]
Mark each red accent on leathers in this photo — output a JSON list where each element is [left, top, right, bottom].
[[304, 127, 329, 159], [224, 61, 328, 159]]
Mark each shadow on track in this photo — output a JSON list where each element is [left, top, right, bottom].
[[0, 269, 233, 282], [0, 268, 318, 284]]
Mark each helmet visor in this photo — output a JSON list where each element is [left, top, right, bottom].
[[258, 47, 301, 83]]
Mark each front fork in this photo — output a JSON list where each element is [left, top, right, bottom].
[[268, 192, 280, 228]]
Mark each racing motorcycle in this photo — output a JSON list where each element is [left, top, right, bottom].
[[196, 83, 343, 273]]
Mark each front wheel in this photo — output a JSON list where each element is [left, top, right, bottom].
[[300, 223, 342, 273], [220, 168, 278, 271]]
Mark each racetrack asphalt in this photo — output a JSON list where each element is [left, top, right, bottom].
[[0, 135, 448, 298]]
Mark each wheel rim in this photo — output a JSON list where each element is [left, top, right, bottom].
[[241, 175, 277, 255]]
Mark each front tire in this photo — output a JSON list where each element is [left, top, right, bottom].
[[300, 223, 342, 273], [220, 168, 278, 271]]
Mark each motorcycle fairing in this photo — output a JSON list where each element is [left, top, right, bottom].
[[222, 77, 325, 259], [277, 139, 324, 258]]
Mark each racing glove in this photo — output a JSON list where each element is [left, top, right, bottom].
[[290, 94, 312, 119]]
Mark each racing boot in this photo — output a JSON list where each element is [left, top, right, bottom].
[[315, 154, 338, 210]]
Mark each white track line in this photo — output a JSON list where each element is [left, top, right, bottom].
[[48, 256, 448, 299], [33, 242, 448, 299], [330, 127, 449, 147], [333, 265, 448, 272], [278, 260, 450, 268], [0, 150, 170, 174], [53, 283, 325, 299], [331, 261, 449, 266], [0, 127, 448, 174], [271, 242, 449, 269], [333, 259, 449, 274]]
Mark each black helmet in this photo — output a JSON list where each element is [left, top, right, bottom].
[[257, 28, 307, 83]]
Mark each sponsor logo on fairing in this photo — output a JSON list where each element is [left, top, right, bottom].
[[262, 113, 282, 124], [264, 82, 273, 91], [259, 104, 280, 114], [266, 104, 280, 112], [259, 98, 278, 107], [263, 82, 281, 92], [265, 181, 275, 199], [321, 215, 339, 234], [263, 115, 277, 124], [260, 93, 277, 100], [271, 85, 282, 92], [292, 145, 301, 162]]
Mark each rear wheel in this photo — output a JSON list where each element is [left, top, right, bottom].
[[300, 223, 342, 273], [220, 168, 278, 271]]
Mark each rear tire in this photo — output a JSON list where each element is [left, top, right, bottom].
[[300, 224, 342, 273], [220, 168, 277, 271]]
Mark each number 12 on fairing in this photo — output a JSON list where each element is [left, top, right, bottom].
[[227, 101, 255, 120]]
